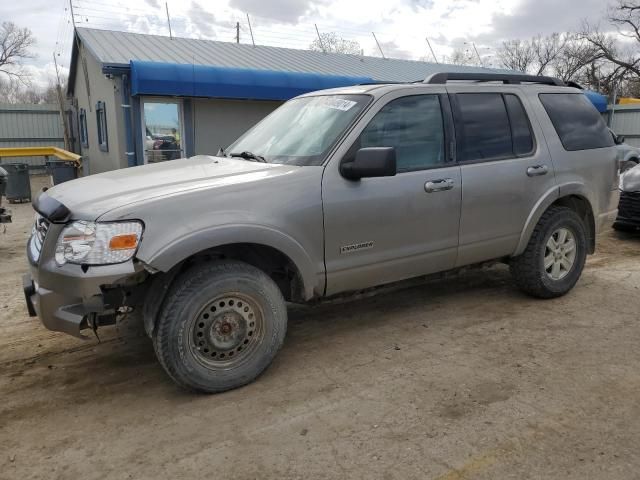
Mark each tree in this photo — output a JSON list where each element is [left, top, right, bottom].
[[497, 39, 536, 73], [581, 1, 640, 77], [448, 47, 476, 66], [309, 32, 362, 55], [0, 22, 35, 83]]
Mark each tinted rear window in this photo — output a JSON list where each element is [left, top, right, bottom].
[[539, 93, 614, 151], [504, 94, 534, 155], [455, 93, 513, 161]]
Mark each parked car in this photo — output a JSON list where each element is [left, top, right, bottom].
[[24, 72, 619, 392], [610, 129, 640, 174], [614, 162, 640, 232]]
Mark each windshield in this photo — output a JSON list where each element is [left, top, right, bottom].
[[226, 94, 370, 166]]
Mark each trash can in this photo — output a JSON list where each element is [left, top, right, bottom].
[[0, 166, 7, 199], [46, 160, 78, 185], [3, 162, 31, 203]]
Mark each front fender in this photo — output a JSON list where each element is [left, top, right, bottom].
[[136, 224, 321, 300]]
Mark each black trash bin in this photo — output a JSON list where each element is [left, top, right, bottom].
[[3, 162, 31, 203], [46, 160, 78, 185], [0, 166, 7, 199]]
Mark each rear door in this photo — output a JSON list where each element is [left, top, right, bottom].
[[447, 87, 557, 266]]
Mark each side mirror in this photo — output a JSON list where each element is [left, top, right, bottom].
[[615, 135, 625, 145], [340, 147, 397, 180]]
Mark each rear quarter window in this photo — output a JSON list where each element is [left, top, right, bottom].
[[539, 93, 614, 151]]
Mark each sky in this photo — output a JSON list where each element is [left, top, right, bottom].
[[1, 0, 610, 88]]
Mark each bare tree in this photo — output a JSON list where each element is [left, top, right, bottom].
[[0, 76, 65, 104], [582, 1, 640, 75], [309, 32, 362, 55], [447, 47, 477, 66], [0, 22, 35, 82], [497, 39, 536, 72]]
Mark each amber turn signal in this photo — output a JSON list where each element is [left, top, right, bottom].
[[109, 234, 139, 250]]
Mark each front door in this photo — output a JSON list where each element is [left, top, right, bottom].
[[447, 88, 558, 266], [322, 91, 461, 296]]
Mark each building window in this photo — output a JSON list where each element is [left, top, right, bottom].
[[96, 101, 108, 152], [142, 99, 185, 163], [79, 108, 89, 148]]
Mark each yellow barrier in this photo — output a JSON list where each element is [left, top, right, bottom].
[[0, 146, 81, 164], [618, 97, 640, 105]]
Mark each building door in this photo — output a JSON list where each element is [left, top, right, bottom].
[[141, 99, 186, 163]]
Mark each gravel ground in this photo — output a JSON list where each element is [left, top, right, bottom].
[[1, 175, 639, 480]]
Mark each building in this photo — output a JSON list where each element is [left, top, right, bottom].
[[67, 28, 508, 174]]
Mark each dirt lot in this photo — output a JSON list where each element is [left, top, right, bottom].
[[1, 175, 639, 480]]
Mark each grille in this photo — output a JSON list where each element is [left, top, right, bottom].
[[618, 191, 640, 220], [30, 215, 50, 261]]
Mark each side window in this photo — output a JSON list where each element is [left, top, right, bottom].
[[79, 108, 89, 148], [539, 93, 615, 151], [96, 101, 108, 152], [504, 94, 534, 155], [359, 95, 445, 172], [454, 93, 513, 162]]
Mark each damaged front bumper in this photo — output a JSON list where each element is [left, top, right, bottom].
[[24, 191, 147, 338]]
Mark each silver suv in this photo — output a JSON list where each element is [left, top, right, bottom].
[[24, 72, 619, 392]]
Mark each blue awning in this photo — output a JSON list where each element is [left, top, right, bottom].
[[584, 90, 608, 113], [130, 61, 374, 101]]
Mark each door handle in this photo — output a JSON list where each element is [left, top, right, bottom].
[[526, 165, 549, 177], [425, 178, 454, 193]]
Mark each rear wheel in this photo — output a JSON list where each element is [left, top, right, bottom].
[[510, 206, 587, 298], [153, 260, 287, 393]]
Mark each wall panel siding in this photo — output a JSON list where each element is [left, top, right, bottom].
[[192, 98, 282, 156], [609, 105, 640, 149], [0, 104, 65, 168]]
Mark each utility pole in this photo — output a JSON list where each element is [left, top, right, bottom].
[[165, 2, 173, 39], [372, 32, 385, 59], [246, 14, 255, 47], [235, 22, 240, 43], [425, 37, 438, 64], [470, 41, 484, 67], [314, 24, 326, 53], [53, 52, 71, 151]]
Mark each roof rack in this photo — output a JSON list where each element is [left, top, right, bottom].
[[424, 72, 566, 86]]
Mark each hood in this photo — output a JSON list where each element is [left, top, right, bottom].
[[45, 155, 301, 219], [621, 163, 640, 193]]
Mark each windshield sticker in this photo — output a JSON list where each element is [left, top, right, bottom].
[[322, 98, 358, 111]]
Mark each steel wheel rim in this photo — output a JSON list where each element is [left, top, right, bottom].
[[544, 227, 577, 281], [189, 293, 265, 369]]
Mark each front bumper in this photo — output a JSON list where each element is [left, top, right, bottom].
[[25, 233, 144, 338], [615, 191, 640, 229]]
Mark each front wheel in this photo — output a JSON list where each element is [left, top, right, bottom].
[[510, 206, 587, 299], [153, 260, 287, 393]]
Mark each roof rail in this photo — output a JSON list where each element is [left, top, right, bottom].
[[424, 72, 566, 86]]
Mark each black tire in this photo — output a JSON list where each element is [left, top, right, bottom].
[[153, 260, 287, 393], [510, 206, 587, 299]]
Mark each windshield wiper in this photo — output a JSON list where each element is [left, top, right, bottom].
[[229, 151, 267, 163]]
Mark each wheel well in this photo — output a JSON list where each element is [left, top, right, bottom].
[[551, 195, 595, 254], [177, 243, 306, 303]]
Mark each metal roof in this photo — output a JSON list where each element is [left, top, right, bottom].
[[75, 27, 509, 83]]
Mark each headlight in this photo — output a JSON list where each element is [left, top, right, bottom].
[[55, 220, 143, 266]]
